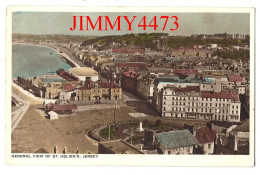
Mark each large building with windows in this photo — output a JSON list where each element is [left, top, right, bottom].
[[159, 85, 241, 122], [77, 80, 122, 101]]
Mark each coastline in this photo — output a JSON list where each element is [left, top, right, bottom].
[[12, 42, 81, 68]]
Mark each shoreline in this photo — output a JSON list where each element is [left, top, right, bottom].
[[13, 42, 81, 68]]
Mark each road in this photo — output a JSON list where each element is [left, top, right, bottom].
[[11, 92, 30, 133]]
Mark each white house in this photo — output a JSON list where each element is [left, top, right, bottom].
[[48, 111, 58, 120], [195, 127, 216, 155]]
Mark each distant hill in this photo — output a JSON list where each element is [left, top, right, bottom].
[[81, 33, 168, 50], [12, 33, 98, 43]]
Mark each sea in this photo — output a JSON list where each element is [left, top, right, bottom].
[[12, 44, 71, 78]]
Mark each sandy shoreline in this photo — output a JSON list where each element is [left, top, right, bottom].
[[13, 42, 80, 68]]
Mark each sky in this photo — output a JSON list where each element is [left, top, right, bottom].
[[12, 12, 250, 36]]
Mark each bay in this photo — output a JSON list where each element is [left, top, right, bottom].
[[12, 44, 71, 78]]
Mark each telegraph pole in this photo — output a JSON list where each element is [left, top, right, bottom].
[[114, 100, 117, 124]]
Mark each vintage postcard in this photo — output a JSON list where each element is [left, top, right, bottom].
[[5, 6, 255, 166]]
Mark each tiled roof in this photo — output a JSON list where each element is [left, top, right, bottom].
[[59, 71, 79, 81], [98, 81, 121, 88], [122, 70, 139, 78], [63, 83, 76, 91], [228, 74, 244, 82], [201, 91, 239, 101], [195, 127, 216, 144], [155, 130, 198, 149], [174, 69, 198, 75]]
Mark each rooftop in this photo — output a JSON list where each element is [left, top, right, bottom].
[[201, 91, 239, 101], [228, 74, 245, 83], [155, 130, 198, 149], [69, 67, 98, 76], [233, 120, 249, 132], [165, 86, 200, 93], [122, 70, 139, 78], [98, 81, 121, 88], [62, 83, 76, 91], [195, 127, 216, 144], [58, 70, 79, 81]]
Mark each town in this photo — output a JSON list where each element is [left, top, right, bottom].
[[11, 32, 250, 155]]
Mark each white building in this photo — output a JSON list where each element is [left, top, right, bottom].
[[160, 85, 241, 122], [195, 127, 216, 155], [48, 111, 58, 120]]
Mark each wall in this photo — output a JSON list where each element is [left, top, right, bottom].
[[162, 146, 193, 155], [200, 142, 214, 155]]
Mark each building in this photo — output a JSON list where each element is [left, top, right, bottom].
[[77, 81, 122, 101], [98, 140, 144, 154], [121, 70, 139, 94], [68, 67, 99, 82], [48, 104, 78, 115], [45, 82, 64, 99], [137, 74, 155, 101], [194, 127, 216, 155], [98, 81, 122, 100], [160, 85, 241, 122], [230, 120, 249, 154], [154, 130, 198, 154], [48, 111, 58, 120], [56, 69, 79, 81]]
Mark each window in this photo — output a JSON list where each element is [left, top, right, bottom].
[[168, 150, 171, 154], [208, 144, 211, 149]]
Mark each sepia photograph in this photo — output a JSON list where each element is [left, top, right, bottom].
[[5, 6, 255, 166]]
